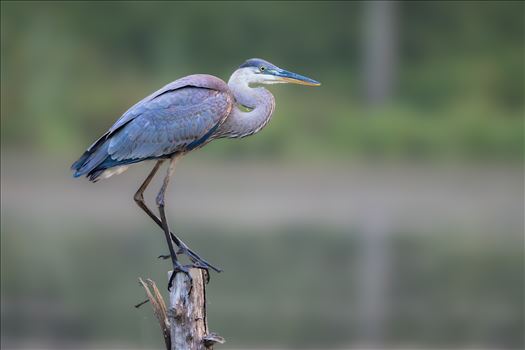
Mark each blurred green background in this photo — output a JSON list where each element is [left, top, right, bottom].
[[1, 1, 523, 349]]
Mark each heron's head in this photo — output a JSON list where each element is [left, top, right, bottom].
[[235, 58, 321, 87]]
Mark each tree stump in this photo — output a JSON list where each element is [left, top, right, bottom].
[[139, 269, 224, 350]]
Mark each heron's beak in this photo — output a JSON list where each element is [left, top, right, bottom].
[[273, 69, 321, 86]]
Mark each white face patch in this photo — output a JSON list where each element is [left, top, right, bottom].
[[231, 67, 285, 87]]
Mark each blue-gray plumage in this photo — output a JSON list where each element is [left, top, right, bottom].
[[72, 75, 233, 181], [71, 58, 320, 289]]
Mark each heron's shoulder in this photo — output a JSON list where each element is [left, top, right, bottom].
[[169, 74, 230, 93]]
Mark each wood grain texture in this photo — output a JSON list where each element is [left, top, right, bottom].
[[168, 269, 224, 350]]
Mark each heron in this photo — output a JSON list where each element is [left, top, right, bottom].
[[71, 58, 320, 289]]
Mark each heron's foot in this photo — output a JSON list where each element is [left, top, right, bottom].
[[176, 244, 223, 273], [168, 262, 191, 291], [158, 252, 220, 274]]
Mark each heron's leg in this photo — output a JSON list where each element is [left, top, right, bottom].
[[134, 161, 222, 273], [155, 156, 192, 290], [134, 160, 164, 211]]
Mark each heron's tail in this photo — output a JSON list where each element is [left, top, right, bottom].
[[71, 141, 110, 181]]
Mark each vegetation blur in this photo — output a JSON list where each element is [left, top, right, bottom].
[[2, 1, 523, 161], [1, 1, 523, 349]]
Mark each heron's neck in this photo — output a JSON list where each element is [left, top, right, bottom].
[[216, 72, 275, 138]]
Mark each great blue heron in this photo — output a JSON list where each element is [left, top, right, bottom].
[[72, 58, 320, 289]]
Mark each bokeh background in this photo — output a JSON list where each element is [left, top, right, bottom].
[[1, 1, 523, 349]]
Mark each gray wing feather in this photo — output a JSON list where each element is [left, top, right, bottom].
[[85, 74, 231, 153], [108, 86, 232, 161], [107, 74, 228, 135], [73, 74, 232, 180]]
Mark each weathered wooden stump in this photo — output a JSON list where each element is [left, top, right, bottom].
[[139, 269, 224, 350]]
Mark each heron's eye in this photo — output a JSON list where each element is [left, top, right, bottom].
[[259, 66, 266, 72]]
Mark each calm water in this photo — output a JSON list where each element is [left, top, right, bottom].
[[1, 154, 523, 348]]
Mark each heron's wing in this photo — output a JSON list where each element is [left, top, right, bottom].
[[72, 75, 232, 178], [107, 84, 232, 161], [85, 74, 231, 152]]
